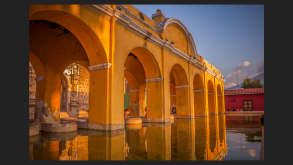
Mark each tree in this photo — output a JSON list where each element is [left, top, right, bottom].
[[241, 78, 263, 88]]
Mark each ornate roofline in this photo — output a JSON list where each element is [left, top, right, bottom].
[[157, 18, 198, 57]]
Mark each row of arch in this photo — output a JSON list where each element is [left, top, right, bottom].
[[29, 6, 225, 130]]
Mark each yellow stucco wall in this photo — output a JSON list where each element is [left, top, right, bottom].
[[29, 4, 225, 131]]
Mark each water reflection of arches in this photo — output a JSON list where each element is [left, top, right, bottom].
[[208, 80, 217, 152], [169, 64, 189, 117], [171, 119, 195, 160], [195, 117, 207, 160]]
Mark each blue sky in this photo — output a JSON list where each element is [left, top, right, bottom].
[[134, 5, 264, 88]]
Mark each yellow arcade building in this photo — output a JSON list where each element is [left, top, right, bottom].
[[29, 4, 225, 131]]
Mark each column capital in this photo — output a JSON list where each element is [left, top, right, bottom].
[[146, 77, 163, 83], [88, 63, 112, 71]]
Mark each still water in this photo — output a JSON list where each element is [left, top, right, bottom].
[[29, 114, 264, 160]]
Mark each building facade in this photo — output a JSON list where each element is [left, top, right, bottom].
[[29, 4, 225, 131], [224, 88, 264, 112]]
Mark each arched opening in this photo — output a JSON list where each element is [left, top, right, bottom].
[[169, 64, 189, 117], [60, 63, 90, 119], [193, 74, 205, 116], [29, 15, 107, 123], [208, 80, 217, 152], [123, 47, 163, 122], [124, 53, 146, 118]]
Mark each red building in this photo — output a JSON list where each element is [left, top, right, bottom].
[[224, 88, 264, 112]]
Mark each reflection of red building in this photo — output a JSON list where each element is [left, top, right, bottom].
[[224, 88, 264, 112]]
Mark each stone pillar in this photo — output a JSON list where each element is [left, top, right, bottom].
[[87, 63, 124, 131], [69, 89, 80, 118], [138, 84, 146, 117], [145, 77, 167, 123], [175, 85, 190, 118], [129, 88, 139, 116], [194, 89, 205, 117]]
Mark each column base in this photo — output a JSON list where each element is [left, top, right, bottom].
[[88, 123, 124, 131]]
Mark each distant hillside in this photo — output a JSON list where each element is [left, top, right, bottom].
[[225, 71, 264, 90]]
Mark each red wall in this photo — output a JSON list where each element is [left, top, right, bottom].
[[225, 94, 264, 111]]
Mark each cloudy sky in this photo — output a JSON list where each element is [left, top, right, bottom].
[[134, 5, 264, 88]]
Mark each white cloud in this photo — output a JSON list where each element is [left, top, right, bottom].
[[224, 60, 263, 89], [242, 61, 251, 67], [224, 82, 237, 89]]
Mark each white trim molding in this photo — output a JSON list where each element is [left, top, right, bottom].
[[146, 77, 163, 83], [88, 63, 112, 71], [193, 89, 205, 93], [175, 85, 189, 89], [129, 89, 138, 93]]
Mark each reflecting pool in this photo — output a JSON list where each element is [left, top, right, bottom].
[[29, 114, 264, 160]]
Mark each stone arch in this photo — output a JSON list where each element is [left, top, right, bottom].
[[130, 47, 162, 79], [193, 74, 205, 116], [207, 80, 217, 153], [161, 18, 198, 56], [29, 9, 107, 65], [169, 64, 190, 117], [124, 70, 140, 116], [29, 9, 108, 122], [124, 47, 164, 122]]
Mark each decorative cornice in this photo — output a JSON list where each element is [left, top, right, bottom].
[[156, 17, 198, 56], [117, 5, 159, 33], [88, 63, 112, 71], [146, 77, 163, 83]]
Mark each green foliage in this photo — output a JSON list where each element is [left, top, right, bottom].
[[241, 78, 263, 88]]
